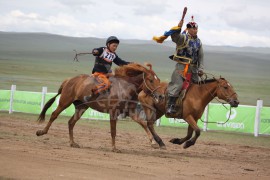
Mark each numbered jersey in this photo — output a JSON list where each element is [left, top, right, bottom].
[[100, 48, 116, 63], [92, 47, 130, 74]]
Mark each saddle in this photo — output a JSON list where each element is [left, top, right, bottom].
[[91, 72, 112, 95]]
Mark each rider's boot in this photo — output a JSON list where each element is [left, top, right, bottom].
[[166, 96, 178, 114]]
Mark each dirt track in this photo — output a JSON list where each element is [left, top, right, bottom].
[[1, 115, 270, 180]]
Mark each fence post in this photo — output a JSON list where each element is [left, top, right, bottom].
[[203, 104, 209, 131], [254, 99, 263, 137], [41, 87, 47, 110], [156, 118, 161, 127], [9, 85, 16, 114]]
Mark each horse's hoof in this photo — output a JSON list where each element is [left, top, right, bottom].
[[36, 130, 44, 136], [70, 142, 80, 148], [169, 138, 182, 145], [160, 145, 167, 150], [151, 144, 159, 149], [112, 148, 121, 153], [183, 140, 193, 149]]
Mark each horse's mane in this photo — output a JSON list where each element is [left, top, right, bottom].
[[195, 77, 226, 84], [203, 78, 217, 83], [114, 63, 153, 77]]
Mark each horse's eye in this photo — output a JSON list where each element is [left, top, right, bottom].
[[224, 86, 228, 89], [150, 79, 153, 83]]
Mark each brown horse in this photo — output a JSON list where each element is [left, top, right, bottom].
[[138, 77, 239, 149], [36, 63, 162, 152]]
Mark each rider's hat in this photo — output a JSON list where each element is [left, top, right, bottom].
[[186, 16, 198, 28], [106, 36, 120, 45]]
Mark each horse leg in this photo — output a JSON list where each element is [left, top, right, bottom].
[[170, 125, 193, 145], [144, 107, 166, 149], [110, 110, 120, 152], [183, 116, 201, 149], [36, 96, 73, 136], [68, 102, 88, 148], [129, 112, 155, 146], [146, 110, 166, 149], [147, 120, 166, 149]]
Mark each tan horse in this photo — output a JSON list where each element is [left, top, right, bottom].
[[138, 77, 239, 149], [36, 63, 162, 152]]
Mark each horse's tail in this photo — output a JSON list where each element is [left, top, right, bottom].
[[37, 79, 68, 123]]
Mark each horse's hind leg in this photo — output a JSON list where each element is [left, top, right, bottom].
[[170, 125, 193, 145], [36, 97, 73, 136], [68, 102, 88, 148]]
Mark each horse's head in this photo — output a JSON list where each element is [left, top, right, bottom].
[[216, 78, 239, 107], [141, 63, 164, 103]]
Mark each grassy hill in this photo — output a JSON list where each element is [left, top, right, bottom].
[[0, 31, 270, 106]]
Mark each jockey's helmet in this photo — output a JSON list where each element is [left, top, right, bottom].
[[106, 36, 120, 45]]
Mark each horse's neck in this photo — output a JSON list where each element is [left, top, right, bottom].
[[110, 76, 141, 95], [113, 74, 143, 92], [193, 81, 218, 106]]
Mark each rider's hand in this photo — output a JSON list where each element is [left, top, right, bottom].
[[92, 49, 99, 55], [198, 70, 204, 77]]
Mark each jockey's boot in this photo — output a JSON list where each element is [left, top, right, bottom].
[[166, 96, 178, 114]]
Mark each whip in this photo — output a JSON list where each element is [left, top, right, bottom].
[[73, 49, 93, 62]]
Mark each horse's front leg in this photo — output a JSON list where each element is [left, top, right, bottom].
[[183, 127, 200, 149], [146, 110, 166, 149], [170, 125, 193, 145], [182, 116, 201, 149], [129, 110, 155, 146], [147, 120, 166, 149]]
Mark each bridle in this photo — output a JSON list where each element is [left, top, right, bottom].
[[142, 72, 162, 102], [199, 77, 238, 125], [218, 83, 237, 103], [201, 77, 237, 105]]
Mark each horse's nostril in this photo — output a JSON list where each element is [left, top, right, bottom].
[[159, 95, 165, 100]]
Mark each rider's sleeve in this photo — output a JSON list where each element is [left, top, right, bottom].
[[198, 44, 204, 71], [171, 32, 186, 47], [92, 47, 104, 56], [113, 55, 130, 66]]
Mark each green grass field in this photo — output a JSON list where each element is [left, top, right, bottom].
[[0, 32, 270, 106]]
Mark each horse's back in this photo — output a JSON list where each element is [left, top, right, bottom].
[[60, 74, 95, 99]]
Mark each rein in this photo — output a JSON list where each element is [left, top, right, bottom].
[[142, 72, 161, 99], [199, 106, 232, 125], [198, 75, 234, 124]]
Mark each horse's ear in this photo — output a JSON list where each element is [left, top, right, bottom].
[[144, 62, 152, 71], [220, 75, 225, 79]]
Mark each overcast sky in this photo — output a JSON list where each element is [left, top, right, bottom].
[[0, 0, 269, 47]]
